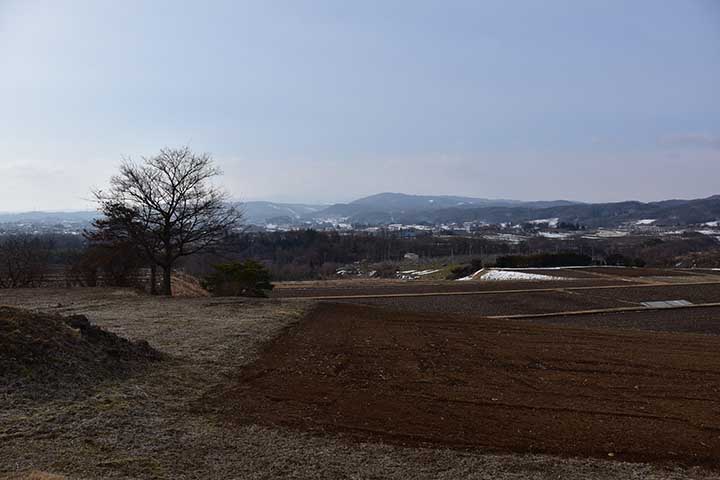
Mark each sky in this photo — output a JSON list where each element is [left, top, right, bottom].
[[1, 0, 719, 211]]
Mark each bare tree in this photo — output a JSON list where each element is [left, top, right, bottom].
[[94, 147, 242, 295], [0, 235, 52, 288], [86, 202, 160, 292]]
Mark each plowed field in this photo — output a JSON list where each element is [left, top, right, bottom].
[[207, 303, 720, 467]]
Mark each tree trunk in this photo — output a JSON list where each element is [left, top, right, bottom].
[[149, 264, 157, 295], [162, 265, 172, 296]]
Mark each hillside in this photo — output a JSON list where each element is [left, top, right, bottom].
[[310, 193, 579, 223], [0, 210, 98, 224], [322, 194, 720, 228], [4, 194, 720, 229], [241, 201, 327, 225]]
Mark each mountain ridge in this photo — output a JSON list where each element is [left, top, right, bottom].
[[2, 193, 719, 228]]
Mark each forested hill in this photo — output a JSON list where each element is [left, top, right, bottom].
[[344, 195, 720, 227]]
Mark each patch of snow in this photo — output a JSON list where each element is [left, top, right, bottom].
[[458, 268, 484, 281], [703, 220, 720, 227], [415, 269, 440, 276], [529, 218, 559, 227], [538, 232, 571, 239], [397, 268, 441, 280], [480, 270, 567, 282], [584, 230, 629, 239], [636, 219, 656, 225], [493, 266, 587, 270], [481, 233, 526, 244], [641, 300, 692, 308]]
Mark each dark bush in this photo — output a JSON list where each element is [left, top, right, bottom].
[[203, 260, 274, 297], [447, 258, 484, 280], [605, 253, 629, 266], [67, 243, 144, 287], [605, 253, 645, 267], [373, 262, 401, 278]]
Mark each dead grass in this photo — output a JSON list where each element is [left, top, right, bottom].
[[0, 472, 68, 480]]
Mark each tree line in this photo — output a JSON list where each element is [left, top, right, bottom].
[[2, 222, 719, 287]]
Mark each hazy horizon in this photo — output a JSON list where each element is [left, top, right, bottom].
[[5, 190, 720, 215], [2, 0, 719, 210]]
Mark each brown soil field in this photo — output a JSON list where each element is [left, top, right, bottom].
[[207, 302, 720, 467], [336, 289, 632, 316], [578, 267, 698, 277], [340, 282, 720, 317], [271, 278, 637, 298], [271, 268, 720, 299], [520, 306, 720, 335], [583, 283, 720, 305], [692, 269, 720, 276]]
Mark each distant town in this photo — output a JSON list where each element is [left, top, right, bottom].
[[3, 192, 720, 247]]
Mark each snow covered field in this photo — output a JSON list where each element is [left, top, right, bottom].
[[481, 270, 567, 281], [397, 269, 441, 280], [528, 217, 559, 227], [457, 269, 484, 281], [582, 230, 629, 239], [538, 232, 573, 239], [480, 233, 527, 244], [458, 269, 567, 282]]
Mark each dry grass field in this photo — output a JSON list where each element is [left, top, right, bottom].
[[2, 283, 720, 479]]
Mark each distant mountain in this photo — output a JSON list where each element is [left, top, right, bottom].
[[0, 203, 329, 227], [350, 192, 520, 210], [4, 194, 719, 229], [235, 193, 720, 227], [311, 193, 580, 223], [0, 210, 98, 224], [241, 201, 328, 225], [380, 195, 720, 228]]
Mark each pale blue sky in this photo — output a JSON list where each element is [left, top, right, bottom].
[[1, 0, 719, 210]]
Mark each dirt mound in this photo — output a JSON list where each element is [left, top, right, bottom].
[[171, 272, 210, 297], [0, 307, 161, 398]]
